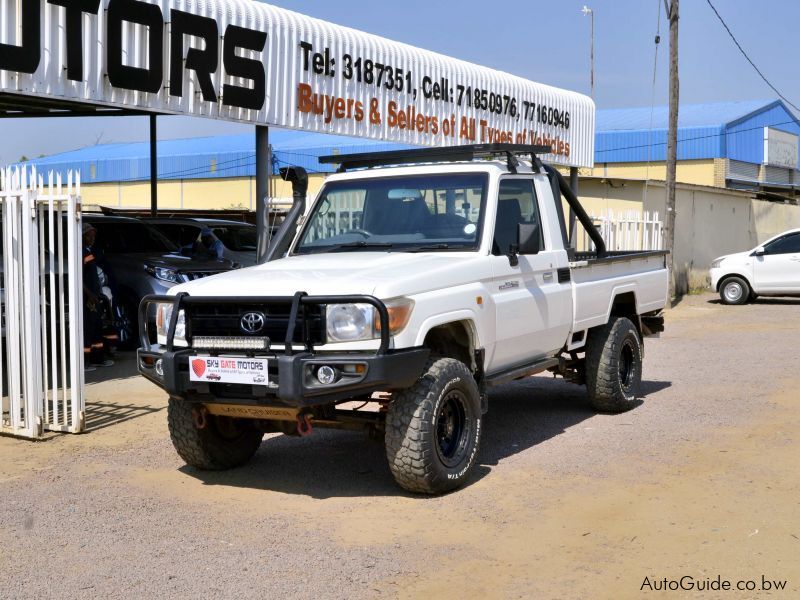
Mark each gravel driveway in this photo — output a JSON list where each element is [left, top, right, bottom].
[[1, 292, 798, 599]]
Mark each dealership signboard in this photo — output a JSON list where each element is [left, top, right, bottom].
[[0, 0, 595, 168], [763, 127, 798, 170]]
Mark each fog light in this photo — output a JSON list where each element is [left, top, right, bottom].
[[155, 359, 164, 377], [316, 365, 337, 385]]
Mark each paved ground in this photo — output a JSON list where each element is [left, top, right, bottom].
[[1, 293, 799, 599]]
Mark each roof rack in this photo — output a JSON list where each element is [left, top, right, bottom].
[[319, 143, 552, 174]]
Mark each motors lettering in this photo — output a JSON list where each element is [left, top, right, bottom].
[[0, 0, 268, 111], [204, 358, 265, 371]]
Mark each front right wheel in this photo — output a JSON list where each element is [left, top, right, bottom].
[[385, 358, 482, 494]]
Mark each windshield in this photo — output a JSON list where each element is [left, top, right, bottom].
[[92, 221, 179, 254], [212, 225, 258, 251], [295, 173, 488, 254]]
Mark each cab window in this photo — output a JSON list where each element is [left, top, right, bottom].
[[493, 178, 544, 255]]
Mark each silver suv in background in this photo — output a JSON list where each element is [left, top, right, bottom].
[[84, 215, 240, 348], [144, 217, 260, 267]]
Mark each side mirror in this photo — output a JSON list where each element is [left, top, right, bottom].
[[518, 223, 541, 255], [753, 246, 766, 256]]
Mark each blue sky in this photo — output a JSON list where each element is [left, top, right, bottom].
[[2, 0, 799, 164]]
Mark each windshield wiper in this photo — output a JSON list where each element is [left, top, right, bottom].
[[404, 243, 471, 252], [303, 241, 395, 253]]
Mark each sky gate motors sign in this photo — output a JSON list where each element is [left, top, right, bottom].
[[0, 0, 595, 168]]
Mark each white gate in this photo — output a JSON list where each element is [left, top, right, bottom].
[[577, 209, 664, 253], [0, 167, 84, 438]]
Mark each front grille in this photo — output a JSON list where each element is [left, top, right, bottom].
[[186, 301, 325, 346], [179, 271, 223, 283]]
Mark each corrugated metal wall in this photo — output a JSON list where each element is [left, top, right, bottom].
[[725, 102, 800, 164], [595, 126, 724, 163], [596, 100, 800, 176]]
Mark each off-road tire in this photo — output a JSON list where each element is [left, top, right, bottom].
[[585, 316, 643, 413], [167, 398, 263, 470], [385, 358, 482, 494], [719, 276, 750, 305]]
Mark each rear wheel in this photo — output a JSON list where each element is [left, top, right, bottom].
[[167, 398, 263, 470], [585, 316, 643, 413], [385, 358, 482, 494], [719, 276, 750, 305]]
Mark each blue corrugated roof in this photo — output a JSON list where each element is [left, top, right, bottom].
[[596, 99, 800, 165], [24, 130, 412, 183], [24, 100, 800, 179], [597, 99, 778, 131]]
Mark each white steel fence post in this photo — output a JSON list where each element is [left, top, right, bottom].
[[0, 166, 85, 438], [66, 171, 85, 432]]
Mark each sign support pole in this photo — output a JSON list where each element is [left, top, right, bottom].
[[150, 114, 158, 217], [256, 125, 270, 263]]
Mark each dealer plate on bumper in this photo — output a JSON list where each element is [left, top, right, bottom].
[[189, 356, 269, 385]]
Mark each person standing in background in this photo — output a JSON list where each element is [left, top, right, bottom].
[[82, 223, 114, 370]]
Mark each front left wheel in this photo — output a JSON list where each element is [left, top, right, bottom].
[[385, 357, 482, 494], [719, 276, 750, 305]]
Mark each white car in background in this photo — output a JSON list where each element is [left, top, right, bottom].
[[710, 228, 800, 304]]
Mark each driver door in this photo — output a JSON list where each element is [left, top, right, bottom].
[[489, 177, 572, 370], [754, 232, 800, 293]]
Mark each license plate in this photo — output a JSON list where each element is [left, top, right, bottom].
[[189, 356, 269, 385]]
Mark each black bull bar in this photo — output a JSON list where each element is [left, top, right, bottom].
[[138, 291, 392, 355]]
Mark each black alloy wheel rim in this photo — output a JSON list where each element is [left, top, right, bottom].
[[435, 390, 470, 468], [115, 304, 134, 345], [619, 340, 636, 391]]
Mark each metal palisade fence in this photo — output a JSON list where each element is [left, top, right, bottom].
[[577, 209, 664, 253], [1, 167, 84, 438]]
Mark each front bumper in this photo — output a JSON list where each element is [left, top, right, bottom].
[[709, 267, 724, 291], [138, 346, 429, 406], [137, 292, 429, 407]]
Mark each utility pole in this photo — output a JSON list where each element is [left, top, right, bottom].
[[149, 115, 158, 217], [664, 0, 679, 303], [582, 6, 595, 98]]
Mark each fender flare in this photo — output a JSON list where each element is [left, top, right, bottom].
[[414, 310, 481, 350]]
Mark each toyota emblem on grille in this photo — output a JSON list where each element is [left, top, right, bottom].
[[240, 311, 266, 334]]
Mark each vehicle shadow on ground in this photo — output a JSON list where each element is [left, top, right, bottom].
[[83, 351, 139, 385], [84, 401, 164, 431], [478, 376, 669, 468], [181, 376, 671, 499], [84, 352, 166, 430], [706, 297, 800, 306]]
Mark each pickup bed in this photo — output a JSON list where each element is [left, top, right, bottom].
[[138, 144, 668, 494]]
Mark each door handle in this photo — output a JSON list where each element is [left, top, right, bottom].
[[790, 256, 800, 262], [543, 272, 554, 282]]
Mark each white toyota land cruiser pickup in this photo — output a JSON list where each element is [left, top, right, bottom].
[[138, 144, 668, 494]]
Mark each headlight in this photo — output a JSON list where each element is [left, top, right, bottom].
[[326, 304, 374, 342], [145, 264, 181, 283], [155, 303, 187, 346], [710, 258, 723, 269], [325, 298, 414, 343]]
